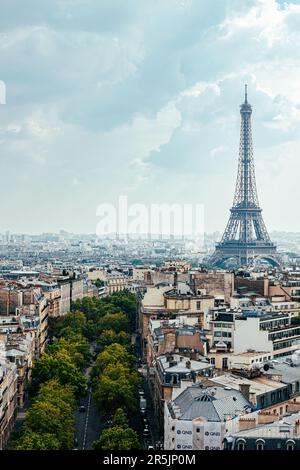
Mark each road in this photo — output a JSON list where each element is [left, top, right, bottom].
[[74, 345, 103, 450]]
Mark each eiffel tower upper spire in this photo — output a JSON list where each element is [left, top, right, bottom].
[[232, 83, 259, 212], [209, 86, 280, 267]]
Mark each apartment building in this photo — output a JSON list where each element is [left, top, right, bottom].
[[0, 357, 17, 449], [153, 354, 214, 433], [164, 384, 250, 450], [209, 311, 300, 358]]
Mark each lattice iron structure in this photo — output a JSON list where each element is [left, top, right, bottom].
[[210, 86, 280, 267]]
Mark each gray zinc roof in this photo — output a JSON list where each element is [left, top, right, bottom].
[[172, 385, 250, 422]]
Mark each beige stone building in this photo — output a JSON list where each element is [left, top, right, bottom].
[[0, 357, 17, 449], [190, 270, 234, 304]]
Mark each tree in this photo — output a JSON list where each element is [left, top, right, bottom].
[[98, 329, 130, 348], [92, 343, 135, 377], [107, 291, 137, 327], [59, 310, 87, 334], [93, 409, 140, 450], [10, 380, 76, 450], [94, 279, 105, 287], [98, 312, 130, 334], [30, 349, 87, 397], [48, 334, 91, 369], [26, 380, 76, 449], [10, 429, 61, 450], [93, 363, 138, 415]]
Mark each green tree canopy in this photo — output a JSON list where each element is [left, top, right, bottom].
[[98, 329, 130, 348], [93, 362, 138, 415], [10, 429, 61, 450], [98, 312, 130, 334], [92, 343, 135, 377], [30, 349, 87, 397], [48, 334, 91, 370], [93, 408, 140, 450]]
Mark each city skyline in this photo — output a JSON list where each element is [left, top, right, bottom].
[[1, 0, 300, 234]]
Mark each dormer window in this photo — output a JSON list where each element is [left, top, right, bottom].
[[255, 439, 265, 450], [236, 439, 246, 450], [286, 440, 295, 451]]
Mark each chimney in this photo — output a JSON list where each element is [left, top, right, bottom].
[[239, 383, 250, 403], [258, 411, 279, 425], [173, 272, 178, 288], [239, 417, 256, 431], [186, 360, 191, 369]]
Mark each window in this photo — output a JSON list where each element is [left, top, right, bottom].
[[196, 301, 201, 310], [222, 358, 228, 369], [256, 439, 265, 450], [271, 392, 276, 403], [236, 439, 246, 451], [171, 374, 179, 385], [210, 358, 215, 365], [286, 440, 295, 451]]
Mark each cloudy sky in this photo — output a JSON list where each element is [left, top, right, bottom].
[[1, 0, 300, 234]]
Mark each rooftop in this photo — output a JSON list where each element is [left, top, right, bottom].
[[159, 354, 212, 373], [211, 373, 285, 395], [170, 385, 250, 422]]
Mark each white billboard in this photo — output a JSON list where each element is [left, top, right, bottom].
[[203, 422, 224, 450], [175, 420, 193, 450]]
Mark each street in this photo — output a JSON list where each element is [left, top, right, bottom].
[[74, 344, 102, 450]]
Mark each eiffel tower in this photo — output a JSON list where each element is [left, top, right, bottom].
[[210, 86, 280, 268]]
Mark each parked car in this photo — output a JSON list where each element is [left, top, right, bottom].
[[143, 427, 150, 437], [74, 437, 79, 447], [140, 397, 147, 410], [78, 405, 86, 412]]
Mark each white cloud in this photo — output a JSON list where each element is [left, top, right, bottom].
[[220, 0, 300, 47]]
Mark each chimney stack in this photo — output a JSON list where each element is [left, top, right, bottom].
[[239, 383, 251, 403]]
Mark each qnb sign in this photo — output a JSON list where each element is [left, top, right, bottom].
[[0, 81, 6, 105], [205, 431, 221, 436], [176, 444, 193, 450], [177, 430, 192, 435]]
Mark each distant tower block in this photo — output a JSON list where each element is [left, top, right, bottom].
[[210, 86, 280, 268]]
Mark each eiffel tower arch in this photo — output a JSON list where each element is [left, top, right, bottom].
[[210, 86, 281, 268]]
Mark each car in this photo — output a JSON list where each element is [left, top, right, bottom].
[[74, 437, 79, 447], [138, 390, 145, 397], [148, 446, 154, 450], [78, 405, 86, 412], [143, 427, 150, 437]]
